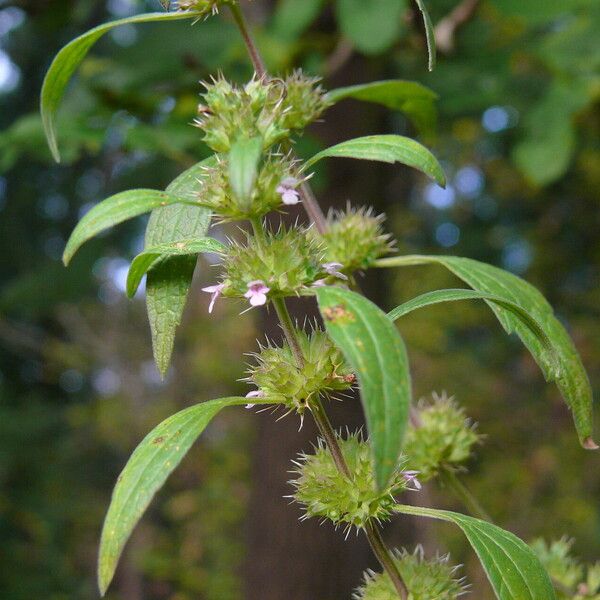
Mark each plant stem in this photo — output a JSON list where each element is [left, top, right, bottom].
[[230, 7, 409, 597], [439, 467, 493, 522], [228, 2, 266, 78]]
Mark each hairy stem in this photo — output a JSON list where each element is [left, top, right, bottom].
[[228, 2, 266, 78], [439, 467, 493, 522], [231, 6, 409, 597]]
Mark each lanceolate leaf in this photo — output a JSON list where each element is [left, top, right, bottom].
[[414, 0, 437, 71], [63, 189, 196, 265], [40, 11, 204, 162], [388, 288, 559, 374], [325, 80, 437, 135], [303, 135, 446, 187], [228, 136, 263, 208], [97, 396, 276, 597], [145, 158, 215, 377], [377, 255, 596, 448], [316, 287, 411, 490], [394, 504, 556, 600], [127, 237, 225, 298]]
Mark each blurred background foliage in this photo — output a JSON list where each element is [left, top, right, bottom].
[[0, 0, 598, 598]]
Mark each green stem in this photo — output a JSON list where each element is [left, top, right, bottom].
[[228, 2, 266, 78], [230, 8, 408, 598], [439, 467, 493, 522]]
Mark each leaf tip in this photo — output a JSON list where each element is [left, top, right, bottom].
[[583, 436, 599, 450]]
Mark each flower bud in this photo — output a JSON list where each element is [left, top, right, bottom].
[[354, 547, 467, 600], [310, 205, 394, 274], [245, 329, 354, 415], [199, 153, 301, 221], [221, 226, 324, 300], [290, 434, 416, 530], [278, 71, 331, 131], [403, 392, 480, 482]]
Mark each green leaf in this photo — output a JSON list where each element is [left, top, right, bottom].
[[376, 255, 596, 448], [127, 237, 225, 298], [271, 0, 325, 40], [335, 0, 407, 55], [144, 158, 215, 377], [414, 0, 437, 71], [388, 288, 559, 374], [316, 287, 411, 490], [325, 80, 437, 136], [303, 135, 446, 187], [394, 504, 556, 600], [63, 189, 196, 265], [97, 396, 276, 597], [228, 136, 263, 209], [40, 11, 204, 162]]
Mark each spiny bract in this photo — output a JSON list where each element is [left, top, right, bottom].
[[221, 226, 325, 299], [353, 547, 467, 600], [198, 153, 301, 220], [290, 433, 413, 530], [246, 328, 354, 414], [195, 73, 329, 152], [310, 205, 394, 274], [532, 538, 600, 599], [403, 392, 480, 482]]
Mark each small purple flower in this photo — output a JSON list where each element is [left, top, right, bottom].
[[276, 177, 301, 205], [201, 283, 225, 313], [245, 389, 265, 409], [401, 470, 422, 491], [311, 279, 327, 288], [244, 280, 270, 307], [322, 262, 348, 281]]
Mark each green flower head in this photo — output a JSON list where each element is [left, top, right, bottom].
[[245, 328, 354, 416], [403, 392, 481, 482], [290, 433, 421, 531], [354, 547, 467, 600]]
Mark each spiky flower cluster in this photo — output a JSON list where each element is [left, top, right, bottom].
[[403, 393, 480, 482], [220, 226, 325, 300], [198, 153, 302, 220], [353, 547, 467, 600], [532, 538, 600, 599], [310, 206, 394, 274], [246, 329, 354, 414], [175, 0, 228, 15], [195, 74, 329, 152], [291, 434, 419, 530]]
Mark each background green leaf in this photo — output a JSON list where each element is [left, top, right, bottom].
[[394, 504, 556, 600], [63, 189, 195, 266], [335, 0, 407, 55], [270, 0, 326, 40], [228, 137, 263, 209], [316, 287, 411, 490], [127, 237, 225, 298], [325, 80, 437, 136], [144, 158, 215, 377], [303, 135, 446, 186], [377, 255, 596, 448], [97, 396, 275, 597], [40, 11, 203, 162]]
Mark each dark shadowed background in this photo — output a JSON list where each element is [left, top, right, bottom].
[[0, 0, 598, 598]]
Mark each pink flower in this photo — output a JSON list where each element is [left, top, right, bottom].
[[202, 283, 225, 313], [311, 279, 327, 288], [401, 470, 422, 491], [276, 177, 301, 205], [322, 262, 348, 281], [244, 280, 270, 307], [245, 389, 265, 408]]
